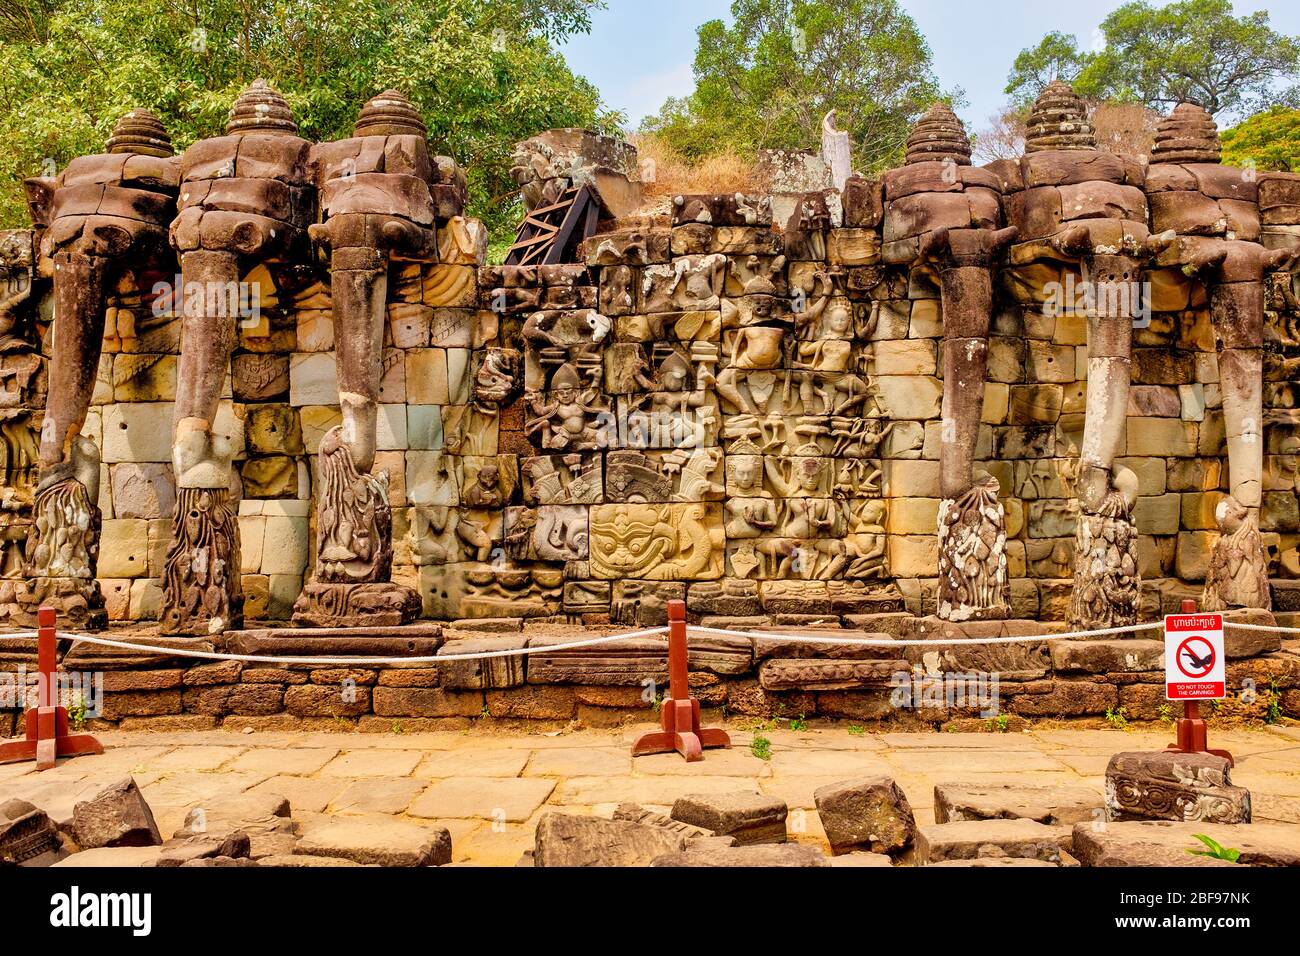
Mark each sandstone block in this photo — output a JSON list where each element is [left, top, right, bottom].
[[533, 813, 687, 867], [916, 819, 1072, 865], [73, 777, 161, 849], [670, 792, 788, 846], [814, 776, 916, 854]]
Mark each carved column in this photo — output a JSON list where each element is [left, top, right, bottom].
[[293, 91, 433, 626], [162, 248, 244, 634], [1069, 253, 1142, 629], [1144, 103, 1294, 611], [934, 229, 1017, 621], [999, 82, 1156, 628], [19, 110, 179, 628], [161, 80, 311, 634], [881, 102, 1018, 622], [1204, 254, 1289, 609]]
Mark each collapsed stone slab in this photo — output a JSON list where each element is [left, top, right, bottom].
[[72, 777, 161, 849], [915, 819, 1074, 865], [294, 818, 451, 867], [533, 812, 687, 867], [650, 843, 829, 867], [814, 776, 916, 855], [934, 783, 1103, 826], [669, 791, 788, 845], [1072, 820, 1300, 866]]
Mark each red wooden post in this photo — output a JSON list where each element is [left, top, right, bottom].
[[1166, 598, 1233, 766], [631, 599, 730, 762], [0, 606, 103, 771]]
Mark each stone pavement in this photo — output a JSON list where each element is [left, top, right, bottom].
[[3, 721, 1298, 866]]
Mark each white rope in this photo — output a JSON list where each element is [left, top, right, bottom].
[[0, 616, 1293, 666], [0, 627, 669, 666], [1224, 621, 1300, 633], [691, 621, 1163, 646]]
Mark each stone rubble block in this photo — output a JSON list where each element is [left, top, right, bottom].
[[670, 791, 788, 846], [294, 819, 451, 867], [173, 791, 296, 842], [0, 798, 65, 866], [155, 831, 251, 866], [533, 812, 687, 867], [915, 819, 1074, 865], [814, 776, 916, 855], [1072, 821, 1300, 867], [934, 783, 1103, 826], [72, 777, 162, 850], [650, 844, 829, 867]]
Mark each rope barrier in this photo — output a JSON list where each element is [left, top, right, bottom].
[[1222, 621, 1300, 633], [0, 627, 670, 667], [0, 617, 1293, 666]]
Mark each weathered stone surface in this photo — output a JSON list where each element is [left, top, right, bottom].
[[533, 812, 686, 867], [669, 791, 788, 846], [916, 819, 1073, 865], [934, 784, 1102, 826], [1072, 821, 1300, 867], [295, 819, 451, 867], [72, 777, 162, 849], [52, 846, 166, 867], [758, 658, 901, 691], [1106, 751, 1251, 824], [814, 776, 916, 854], [0, 799, 63, 865], [257, 853, 363, 867], [155, 831, 251, 866], [651, 843, 829, 867], [171, 792, 294, 847], [612, 804, 717, 842], [1049, 639, 1164, 674]]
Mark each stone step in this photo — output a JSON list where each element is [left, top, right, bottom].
[[916, 819, 1074, 865], [1072, 820, 1300, 866], [934, 783, 1103, 826]]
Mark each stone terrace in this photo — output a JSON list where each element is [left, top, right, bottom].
[[4, 722, 1298, 866]]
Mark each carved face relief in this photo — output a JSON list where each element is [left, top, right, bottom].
[[590, 504, 677, 577]]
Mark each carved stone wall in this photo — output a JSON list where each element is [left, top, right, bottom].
[[2, 92, 1300, 626]]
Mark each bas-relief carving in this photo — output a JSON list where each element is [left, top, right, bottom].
[[589, 503, 724, 581], [16, 81, 1299, 627]]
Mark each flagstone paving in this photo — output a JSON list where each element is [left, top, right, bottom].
[[3, 721, 1297, 866]]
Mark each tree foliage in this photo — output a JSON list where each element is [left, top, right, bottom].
[[1221, 107, 1300, 171], [1004, 32, 1088, 106], [640, 0, 955, 175], [0, 0, 621, 232], [1006, 0, 1300, 119]]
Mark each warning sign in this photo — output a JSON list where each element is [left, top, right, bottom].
[[1164, 613, 1225, 701]]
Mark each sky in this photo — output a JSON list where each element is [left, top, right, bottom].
[[557, 0, 1300, 136]]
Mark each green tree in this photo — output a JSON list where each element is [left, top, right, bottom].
[[1004, 32, 1088, 106], [1221, 106, 1300, 171], [640, 0, 954, 174], [1006, 0, 1300, 120], [0, 0, 621, 233]]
